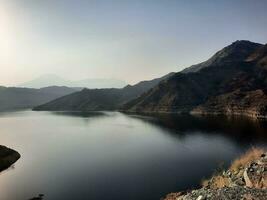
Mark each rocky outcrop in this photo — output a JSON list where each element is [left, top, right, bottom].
[[0, 145, 20, 172], [164, 151, 267, 200], [165, 186, 267, 200]]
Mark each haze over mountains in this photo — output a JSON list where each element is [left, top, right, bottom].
[[19, 74, 127, 89], [0, 86, 80, 111], [34, 40, 267, 118]]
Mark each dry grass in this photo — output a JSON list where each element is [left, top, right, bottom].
[[201, 147, 266, 189], [230, 147, 265, 172], [211, 175, 230, 189], [201, 175, 230, 189], [163, 192, 184, 200]]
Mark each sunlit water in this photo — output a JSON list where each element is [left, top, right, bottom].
[[0, 111, 266, 200]]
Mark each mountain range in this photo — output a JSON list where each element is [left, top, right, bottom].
[[0, 86, 80, 111], [34, 40, 267, 118], [33, 73, 174, 111], [19, 74, 127, 89]]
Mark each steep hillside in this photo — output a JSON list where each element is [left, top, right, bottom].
[[33, 73, 174, 111], [124, 41, 267, 118], [0, 86, 79, 111]]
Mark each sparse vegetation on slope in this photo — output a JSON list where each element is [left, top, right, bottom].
[[164, 147, 267, 200], [230, 147, 265, 172]]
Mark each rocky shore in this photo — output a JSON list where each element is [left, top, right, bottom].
[[164, 148, 267, 200], [0, 145, 20, 172]]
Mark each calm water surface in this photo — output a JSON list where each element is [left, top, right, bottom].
[[0, 111, 266, 200]]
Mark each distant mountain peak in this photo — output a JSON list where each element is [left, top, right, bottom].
[[19, 75, 127, 89], [38, 73, 63, 78]]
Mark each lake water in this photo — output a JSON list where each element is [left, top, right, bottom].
[[0, 111, 266, 200]]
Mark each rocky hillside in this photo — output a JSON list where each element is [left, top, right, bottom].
[[0, 145, 20, 172], [164, 148, 267, 200], [191, 44, 267, 118], [33, 73, 174, 111], [0, 86, 80, 111], [124, 41, 267, 118]]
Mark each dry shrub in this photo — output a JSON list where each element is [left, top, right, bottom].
[[201, 147, 265, 189], [230, 147, 265, 172], [210, 175, 230, 189], [201, 175, 230, 189], [242, 194, 254, 200]]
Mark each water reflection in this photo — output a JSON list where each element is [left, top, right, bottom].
[[128, 113, 267, 146], [0, 111, 266, 200], [50, 111, 106, 118]]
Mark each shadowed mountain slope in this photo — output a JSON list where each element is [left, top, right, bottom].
[[33, 73, 174, 111], [124, 41, 267, 118]]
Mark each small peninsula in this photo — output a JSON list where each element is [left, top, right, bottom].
[[0, 145, 20, 172]]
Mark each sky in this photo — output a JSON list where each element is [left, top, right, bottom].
[[0, 0, 267, 86]]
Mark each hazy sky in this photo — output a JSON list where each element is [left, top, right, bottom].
[[1, 0, 267, 86]]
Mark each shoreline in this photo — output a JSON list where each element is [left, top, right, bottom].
[[32, 107, 267, 120]]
